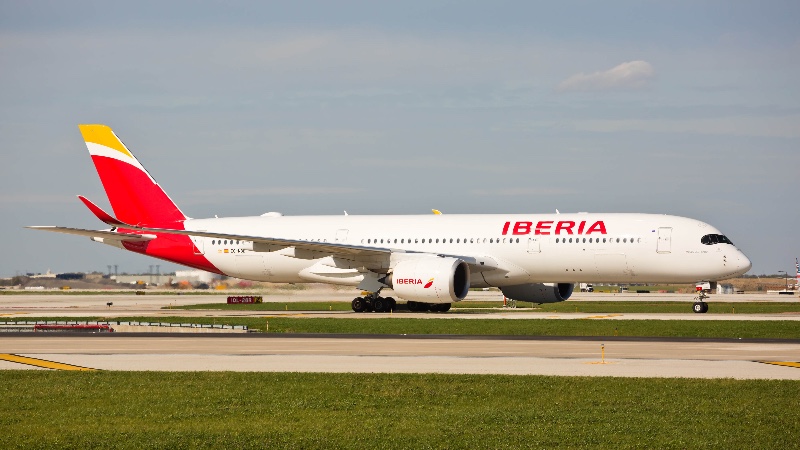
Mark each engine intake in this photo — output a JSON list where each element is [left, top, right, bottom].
[[391, 257, 470, 303], [501, 283, 574, 304]]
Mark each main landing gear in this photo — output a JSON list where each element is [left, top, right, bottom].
[[692, 290, 709, 314], [351, 294, 396, 313], [350, 295, 452, 313]]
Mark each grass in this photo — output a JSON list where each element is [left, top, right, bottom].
[[15, 316, 800, 339], [0, 372, 797, 449], [169, 300, 800, 314]]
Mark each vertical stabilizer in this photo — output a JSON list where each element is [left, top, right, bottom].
[[78, 125, 186, 228]]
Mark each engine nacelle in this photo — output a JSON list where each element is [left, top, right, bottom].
[[390, 257, 470, 304], [501, 282, 574, 304]]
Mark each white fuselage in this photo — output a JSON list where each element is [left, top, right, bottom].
[[184, 213, 751, 287]]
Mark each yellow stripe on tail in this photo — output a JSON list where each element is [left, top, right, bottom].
[[79, 124, 133, 159]]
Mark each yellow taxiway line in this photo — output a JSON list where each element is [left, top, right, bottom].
[[0, 354, 97, 371], [759, 361, 800, 369]]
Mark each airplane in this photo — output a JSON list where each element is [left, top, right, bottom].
[[28, 125, 752, 313]]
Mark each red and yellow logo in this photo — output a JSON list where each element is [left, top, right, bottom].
[[424, 278, 434, 289]]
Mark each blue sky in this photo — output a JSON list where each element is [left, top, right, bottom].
[[1, 1, 798, 276]]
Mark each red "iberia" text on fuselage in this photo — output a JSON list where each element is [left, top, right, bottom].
[[501, 221, 607, 235]]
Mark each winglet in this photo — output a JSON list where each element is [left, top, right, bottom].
[[77, 195, 125, 226]]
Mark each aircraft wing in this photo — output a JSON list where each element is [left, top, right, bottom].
[[27, 226, 157, 242], [113, 225, 497, 270], [132, 225, 393, 257], [31, 194, 493, 267]]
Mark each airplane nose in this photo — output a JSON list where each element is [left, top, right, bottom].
[[736, 252, 752, 275]]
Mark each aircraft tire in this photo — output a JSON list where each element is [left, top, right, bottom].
[[372, 297, 387, 313], [385, 297, 396, 311], [701, 302, 709, 313], [352, 297, 366, 313], [692, 302, 708, 314]]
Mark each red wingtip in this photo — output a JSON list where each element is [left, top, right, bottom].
[[77, 195, 125, 226]]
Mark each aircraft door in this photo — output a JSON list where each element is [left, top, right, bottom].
[[191, 236, 204, 255], [335, 229, 349, 243], [527, 237, 541, 253], [657, 227, 672, 254]]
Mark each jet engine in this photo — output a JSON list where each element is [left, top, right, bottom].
[[390, 257, 470, 303], [500, 282, 574, 304]]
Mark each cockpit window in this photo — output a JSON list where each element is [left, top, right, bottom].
[[701, 234, 734, 245]]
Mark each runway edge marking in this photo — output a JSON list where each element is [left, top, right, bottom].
[[0, 354, 97, 371], [758, 361, 800, 369]]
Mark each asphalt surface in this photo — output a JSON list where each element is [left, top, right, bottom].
[[1, 334, 799, 379]]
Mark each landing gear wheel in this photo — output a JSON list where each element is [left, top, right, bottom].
[[372, 297, 387, 313], [351, 297, 366, 312], [692, 302, 708, 314], [385, 297, 396, 311]]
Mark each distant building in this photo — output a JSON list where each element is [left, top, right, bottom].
[[30, 270, 57, 279]]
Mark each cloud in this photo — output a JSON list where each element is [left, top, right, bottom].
[[557, 61, 655, 92]]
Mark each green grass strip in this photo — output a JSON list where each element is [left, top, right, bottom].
[[17, 317, 800, 339], [0, 372, 797, 449]]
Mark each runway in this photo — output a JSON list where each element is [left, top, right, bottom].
[[1, 334, 799, 379]]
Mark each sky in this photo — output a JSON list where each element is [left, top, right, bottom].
[[1, 0, 798, 277]]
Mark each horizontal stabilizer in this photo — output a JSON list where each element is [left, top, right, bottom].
[[26, 226, 157, 242], [77, 195, 125, 226]]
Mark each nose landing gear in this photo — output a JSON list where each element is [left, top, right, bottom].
[[692, 290, 709, 313]]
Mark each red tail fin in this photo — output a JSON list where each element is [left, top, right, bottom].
[[78, 125, 186, 228]]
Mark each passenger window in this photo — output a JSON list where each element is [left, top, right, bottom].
[[569, 238, 572, 243]]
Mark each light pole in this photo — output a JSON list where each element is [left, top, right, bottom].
[[777, 270, 787, 292]]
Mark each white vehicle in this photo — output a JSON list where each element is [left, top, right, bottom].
[[29, 125, 752, 313]]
